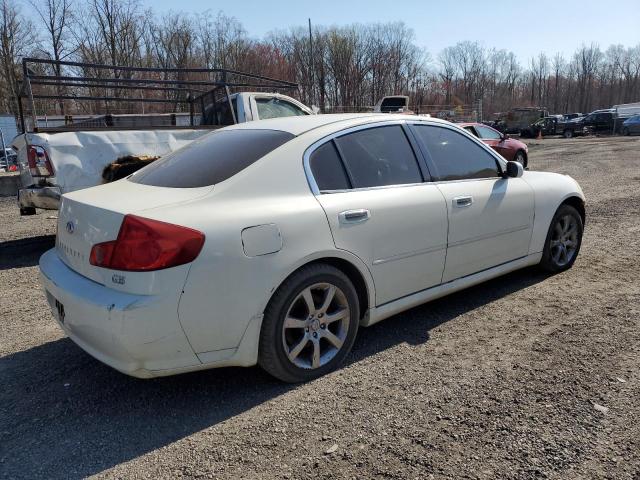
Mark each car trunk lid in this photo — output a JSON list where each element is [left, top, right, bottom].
[[56, 179, 212, 284]]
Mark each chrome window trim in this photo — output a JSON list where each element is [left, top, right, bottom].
[[318, 181, 428, 195], [303, 118, 508, 196]]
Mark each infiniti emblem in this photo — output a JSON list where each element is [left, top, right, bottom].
[[66, 221, 75, 234]]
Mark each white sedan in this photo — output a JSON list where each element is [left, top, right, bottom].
[[40, 114, 585, 382]]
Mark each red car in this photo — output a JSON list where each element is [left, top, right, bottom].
[[459, 122, 529, 168]]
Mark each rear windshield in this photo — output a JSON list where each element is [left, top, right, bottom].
[[130, 129, 294, 188]]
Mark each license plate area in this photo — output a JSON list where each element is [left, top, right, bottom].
[[46, 290, 66, 324]]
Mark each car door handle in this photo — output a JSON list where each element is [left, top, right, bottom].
[[339, 209, 370, 224], [453, 196, 473, 208]]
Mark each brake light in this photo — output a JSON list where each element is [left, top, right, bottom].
[[90, 215, 205, 271], [27, 145, 55, 177]]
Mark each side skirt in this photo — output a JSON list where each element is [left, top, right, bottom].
[[362, 253, 542, 327]]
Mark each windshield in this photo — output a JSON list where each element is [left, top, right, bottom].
[[130, 129, 294, 188], [255, 98, 308, 119]]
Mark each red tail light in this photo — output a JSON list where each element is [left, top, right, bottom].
[[90, 215, 205, 271], [27, 145, 55, 177]]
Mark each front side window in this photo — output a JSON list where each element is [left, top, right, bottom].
[[412, 125, 500, 181], [255, 98, 308, 119], [475, 125, 503, 140], [334, 125, 423, 188], [131, 129, 294, 188]]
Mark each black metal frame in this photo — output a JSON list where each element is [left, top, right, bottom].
[[18, 58, 299, 133]]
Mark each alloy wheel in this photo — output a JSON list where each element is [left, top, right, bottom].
[[281, 282, 350, 369], [550, 214, 579, 267]]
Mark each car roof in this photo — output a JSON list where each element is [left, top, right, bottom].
[[227, 113, 453, 136]]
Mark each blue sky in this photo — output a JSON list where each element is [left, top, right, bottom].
[[141, 0, 640, 63]]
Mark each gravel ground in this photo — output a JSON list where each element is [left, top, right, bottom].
[[1, 136, 639, 479]]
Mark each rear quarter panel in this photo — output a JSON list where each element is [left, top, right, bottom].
[[140, 132, 375, 356]]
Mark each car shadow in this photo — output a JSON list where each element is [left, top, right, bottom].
[[0, 267, 548, 479], [0, 235, 55, 270]]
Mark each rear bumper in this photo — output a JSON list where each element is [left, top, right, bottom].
[[39, 248, 201, 378], [18, 185, 61, 210]]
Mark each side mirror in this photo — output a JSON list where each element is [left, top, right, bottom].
[[501, 133, 510, 140], [505, 160, 524, 178]]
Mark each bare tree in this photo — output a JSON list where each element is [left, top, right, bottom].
[[30, 0, 74, 113], [7, 3, 638, 121], [551, 53, 565, 112], [0, 0, 38, 114]]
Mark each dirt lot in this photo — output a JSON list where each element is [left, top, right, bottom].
[[1, 136, 639, 480]]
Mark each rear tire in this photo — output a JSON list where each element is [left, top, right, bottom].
[[539, 204, 583, 273], [258, 263, 360, 383], [563, 129, 574, 139], [20, 207, 36, 216]]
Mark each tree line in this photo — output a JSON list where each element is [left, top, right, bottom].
[[1, 0, 639, 121]]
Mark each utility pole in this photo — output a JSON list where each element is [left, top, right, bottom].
[[308, 18, 316, 108]]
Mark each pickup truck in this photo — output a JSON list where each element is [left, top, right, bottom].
[[521, 115, 583, 138], [521, 110, 615, 139], [15, 59, 312, 215]]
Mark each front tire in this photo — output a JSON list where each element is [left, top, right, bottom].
[[514, 150, 527, 168], [623, 127, 630, 136], [563, 129, 574, 139], [539, 204, 583, 272], [258, 264, 360, 383]]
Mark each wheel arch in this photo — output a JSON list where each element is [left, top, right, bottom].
[[265, 253, 374, 322], [560, 195, 586, 226], [311, 257, 370, 321]]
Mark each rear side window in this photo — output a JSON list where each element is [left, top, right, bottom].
[[413, 125, 500, 181], [217, 98, 238, 125], [309, 141, 350, 191], [131, 129, 294, 188], [335, 126, 422, 188], [202, 98, 238, 126]]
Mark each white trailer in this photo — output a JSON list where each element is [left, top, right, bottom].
[[613, 102, 640, 118]]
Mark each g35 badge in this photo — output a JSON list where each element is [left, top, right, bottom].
[[112, 274, 126, 285]]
